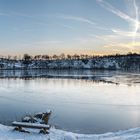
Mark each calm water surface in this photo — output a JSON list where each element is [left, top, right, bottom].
[[0, 70, 140, 134]]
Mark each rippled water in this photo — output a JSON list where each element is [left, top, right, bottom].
[[0, 70, 140, 134]]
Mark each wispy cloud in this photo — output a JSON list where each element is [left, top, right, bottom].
[[132, 0, 139, 44], [59, 24, 74, 29], [97, 0, 140, 50], [10, 11, 34, 18], [19, 40, 64, 48], [0, 11, 32, 17], [90, 31, 138, 51], [56, 14, 113, 32], [91, 25, 109, 31], [104, 41, 140, 51], [96, 0, 136, 23], [59, 15, 95, 25], [112, 29, 140, 37], [0, 12, 9, 16]]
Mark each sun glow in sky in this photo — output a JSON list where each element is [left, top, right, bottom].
[[0, 0, 140, 56]]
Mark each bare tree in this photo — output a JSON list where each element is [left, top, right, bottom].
[[23, 54, 32, 61], [52, 55, 58, 60], [59, 53, 65, 60], [67, 54, 72, 60]]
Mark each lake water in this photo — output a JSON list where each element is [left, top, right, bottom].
[[0, 70, 140, 134]]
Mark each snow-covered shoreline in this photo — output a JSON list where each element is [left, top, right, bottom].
[[0, 54, 140, 71], [0, 124, 140, 140]]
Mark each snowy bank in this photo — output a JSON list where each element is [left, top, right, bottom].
[[0, 124, 140, 140], [0, 54, 140, 70]]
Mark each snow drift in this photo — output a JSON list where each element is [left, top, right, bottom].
[[0, 124, 140, 140]]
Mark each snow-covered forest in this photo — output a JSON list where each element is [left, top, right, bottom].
[[0, 53, 139, 70]]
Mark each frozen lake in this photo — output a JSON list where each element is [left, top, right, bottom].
[[0, 70, 140, 134]]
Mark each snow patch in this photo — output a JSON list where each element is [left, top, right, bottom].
[[0, 123, 140, 140]]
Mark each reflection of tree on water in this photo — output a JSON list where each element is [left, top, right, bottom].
[[0, 70, 139, 85], [22, 70, 31, 80]]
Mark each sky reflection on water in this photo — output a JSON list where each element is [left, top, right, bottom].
[[0, 70, 140, 134]]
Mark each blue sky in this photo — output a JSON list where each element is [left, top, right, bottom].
[[0, 0, 140, 56]]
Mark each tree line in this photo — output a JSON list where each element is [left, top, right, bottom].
[[0, 52, 139, 61]]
